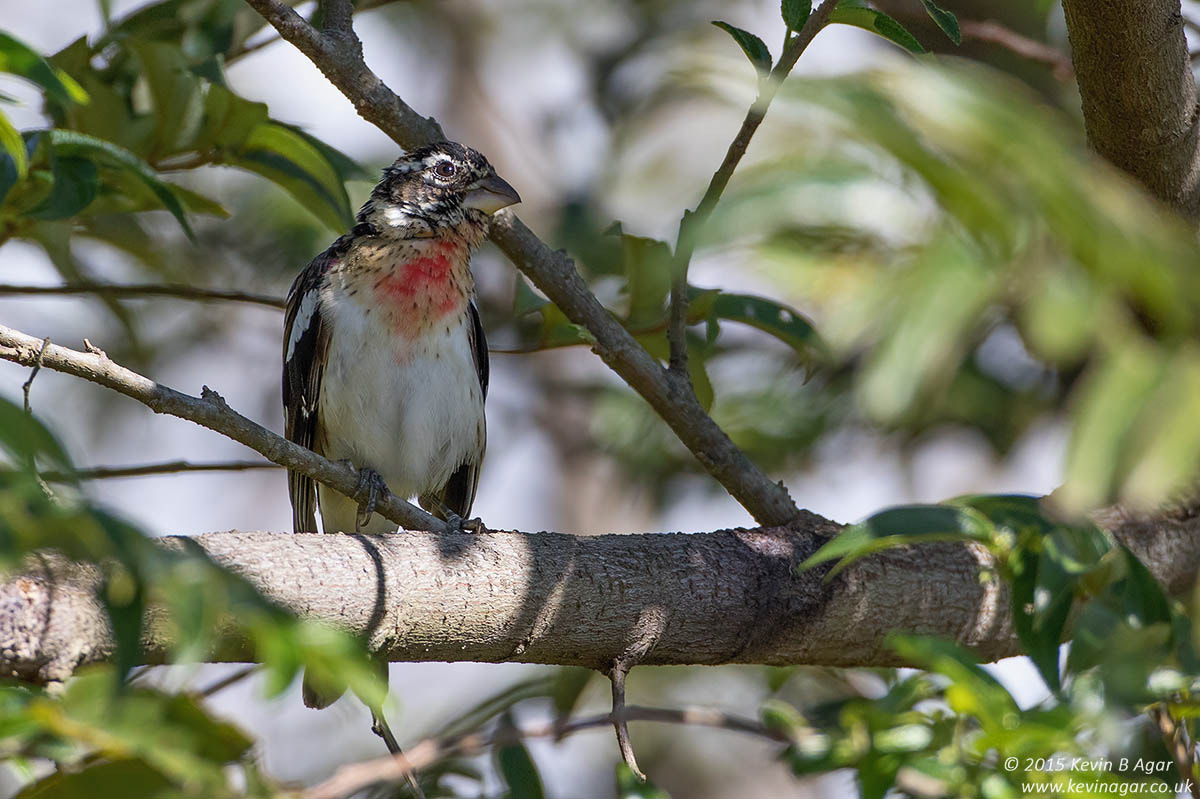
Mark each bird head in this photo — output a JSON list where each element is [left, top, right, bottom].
[[363, 141, 521, 235]]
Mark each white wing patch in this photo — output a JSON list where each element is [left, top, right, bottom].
[[286, 288, 320, 361]]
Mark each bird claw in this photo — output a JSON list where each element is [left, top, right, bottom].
[[342, 463, 388, 532]]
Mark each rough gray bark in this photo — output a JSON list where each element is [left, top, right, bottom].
[[4, 505, 1199, 684], [1062, 0, 1200, 220]]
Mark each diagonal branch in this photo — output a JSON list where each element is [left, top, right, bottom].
[[0, 324, 446, 533], [241, 0, 800, 526]]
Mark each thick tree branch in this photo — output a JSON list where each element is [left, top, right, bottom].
[[3, 503, 1199, 685], [0, 324, 446, 533], [1061, 0, 1200, 220], [241, 0, 799, 526]]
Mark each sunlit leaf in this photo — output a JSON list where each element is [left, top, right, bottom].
[[0, 107, 27, 181], [799, 504, 992, 578], [0, 31, 89, 106], [829, 3, 925, 54]]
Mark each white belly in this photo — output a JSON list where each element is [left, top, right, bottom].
[[316, 298, 485, 531]]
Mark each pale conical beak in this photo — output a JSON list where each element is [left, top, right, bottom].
[[463, 172, 521, 214]]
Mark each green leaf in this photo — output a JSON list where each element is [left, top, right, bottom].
[[14, 759, 172, 799], [1059, 342, 1164, 511], [622, 234, 672, 326], [0, 396, 74, 472], [1121, 346, 1200, 506], [102, 571, 145, 685], [712, 21, 773, 75], [126, 40, 204, 158], [829, 5, 925, 54], [279, 122, 370, 182], [233, 122, 353, 232], [33, 667, 255, 790], [888, 634, 1020, 723], [799, 504, 991, 577], [513, 274, 549, 316], [28, 155, 99, 219], [195, 84, 269, 153], [495, 713, 545, 799], [552, 666, 596, 721], [617, 764, 671, 798], [782, 0, 813, 31], [45, 130, 193, 237], [919, 0, 961, 45], [707, 291, 827, 367], [0, 31, 89, 107]]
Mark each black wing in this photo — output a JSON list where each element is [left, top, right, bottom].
[[282, 241, 344, 533], [423, 300, 489, 520]]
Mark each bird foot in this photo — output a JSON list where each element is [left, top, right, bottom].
[[341, 462, 389, 532], [438, 509, 485, 534]]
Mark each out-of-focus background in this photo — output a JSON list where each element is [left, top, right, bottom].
[[2, 0, 1195, 796]]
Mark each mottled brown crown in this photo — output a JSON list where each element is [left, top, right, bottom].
[[364, 141, 500, 230]]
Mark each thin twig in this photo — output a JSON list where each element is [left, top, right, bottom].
[[242, 0, 800, 525], [22, 337, 49, 416], [199, 665, 261, 697], [666, 0, 838, 379], [959, 19, 1073, 80], [0, 324, 447, 532], [0, 282, 285, 310], [305, 704, 789, 799], [608, 663, 643, 780], [39, 460, 280, 483]]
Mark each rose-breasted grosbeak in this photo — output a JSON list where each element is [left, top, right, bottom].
[[282, 142, 520, 715]]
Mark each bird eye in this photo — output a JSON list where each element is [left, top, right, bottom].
[[433, 161, 457, 178]]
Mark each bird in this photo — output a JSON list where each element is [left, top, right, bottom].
[[281, 141, 520, 764]]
